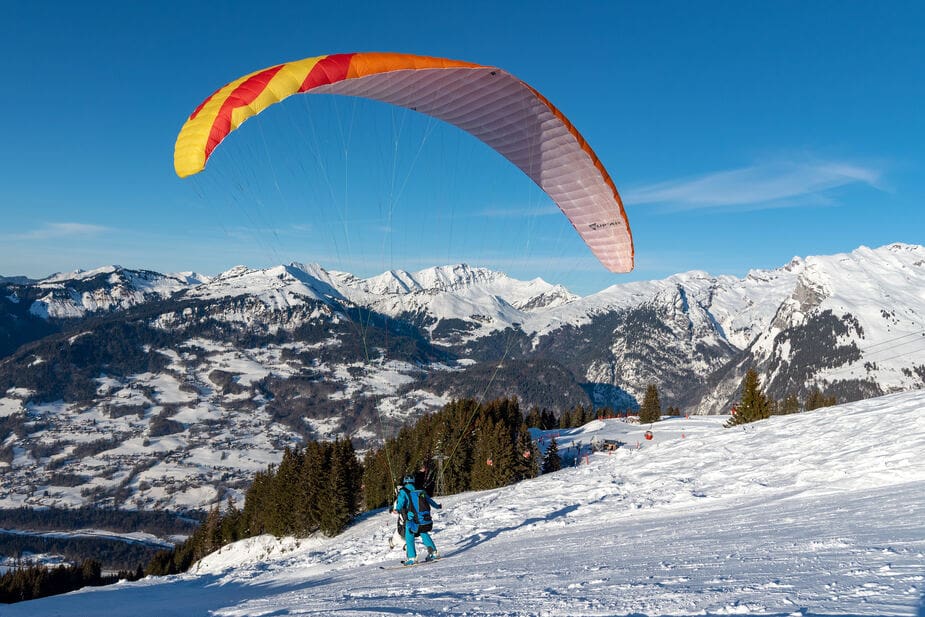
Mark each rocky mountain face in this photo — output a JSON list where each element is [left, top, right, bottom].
[[0, 244, 922, 512]]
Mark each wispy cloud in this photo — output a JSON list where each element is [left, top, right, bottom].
[[624, 157, 884, 212], [18, 222, 112, 239]]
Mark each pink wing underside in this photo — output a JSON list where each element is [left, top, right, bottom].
[[309, 67, 632, 273]]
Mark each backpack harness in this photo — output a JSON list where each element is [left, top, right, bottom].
[[399, 487, 433, 535]]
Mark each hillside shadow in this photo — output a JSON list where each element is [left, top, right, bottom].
[[450, 503, 580, 557], [6, 571, 341, 617], [583, 382, 637, 410]]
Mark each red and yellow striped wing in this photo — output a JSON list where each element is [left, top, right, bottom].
[[174, 52, 634, 273]]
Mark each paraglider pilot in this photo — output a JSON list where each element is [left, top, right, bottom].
[[392, 474, 442, 565]]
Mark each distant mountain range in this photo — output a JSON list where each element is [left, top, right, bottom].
[[1, 243, 923, 511]]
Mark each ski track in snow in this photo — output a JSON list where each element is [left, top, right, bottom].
[[6, 390, 925, 616]]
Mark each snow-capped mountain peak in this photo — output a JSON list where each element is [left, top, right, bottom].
[[1, 242, 924, 519], [2, 243, 923, 412], [40, 265, 123, 284], [323, 264, 580, 340], [355, 264, 506, 296], [190, 264, 345, 307], [167, 271, 212, 286], [24, 266, 195, 319]]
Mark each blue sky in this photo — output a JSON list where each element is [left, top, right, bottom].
[[2, 1, 923, 295]]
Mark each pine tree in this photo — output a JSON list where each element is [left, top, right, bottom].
[[780, 394, 800, 415], [337, 438, 363, 516], [300, 441, 328, 533], [638, 384, 662, 424], [361, 447, 392, 511], [79, 559, 101, 585], [241, 469, 272, 536], [320, 441, 352, 536], [541, 409, 558, 430], [805, 387, 837, 411], [220, 496, 243, 545], [525, 406, 542, 428], [570, 404, 585, 427], [512, 422, 539, 481], [203, 505, 223, 555], [542, 438, 561, 473], [468, 420, 494, 491], [726, 369, 771, 427], [268, 447, 301, 536], [439, 399, 477, 495], [558, 408, 572, 429], [469, 418, 515, 490], [767, 397, 780, 417]]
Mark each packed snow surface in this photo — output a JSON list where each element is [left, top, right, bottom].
[[8, 390, 925, 616]]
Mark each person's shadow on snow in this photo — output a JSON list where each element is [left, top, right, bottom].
[[452, 502, 580, 555]]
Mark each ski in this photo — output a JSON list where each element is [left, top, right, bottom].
[[379, 556, 443, 570]]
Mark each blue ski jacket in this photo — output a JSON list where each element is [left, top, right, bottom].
[[394, 482, 441, 532]]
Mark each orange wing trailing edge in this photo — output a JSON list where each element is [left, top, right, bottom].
[[174, 52, 634, 273]]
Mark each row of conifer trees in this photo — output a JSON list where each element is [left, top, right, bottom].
[[152, 379, 843, 579], [727, 369, 838, 426], [146, 398, 542, 575], [146, 438, 362, 575], [523, 401, 670, 431], [148, 392, 691, 577], [0, 559, 142, 603], [362, 397, 539, 509]]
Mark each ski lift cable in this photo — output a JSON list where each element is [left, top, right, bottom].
[[859, 336, 925, 359], [864, 342, 925, 365], [857, 328, 925, 352]]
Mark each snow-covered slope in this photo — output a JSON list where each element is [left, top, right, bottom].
[[2, 244, 924, 512], [762, 244, 925, 389], [156, 262, 575, 342], [10, 390, 925, 616], [186, 264, 343, 307], [335, 264, 578, 341], [697, 243, 925, 413], [25, 266, 198, 319]]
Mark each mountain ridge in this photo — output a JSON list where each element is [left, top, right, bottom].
[[0, 243, 922, 511]]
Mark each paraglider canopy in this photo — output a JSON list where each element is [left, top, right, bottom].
[[175, 52, 634, 273]]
